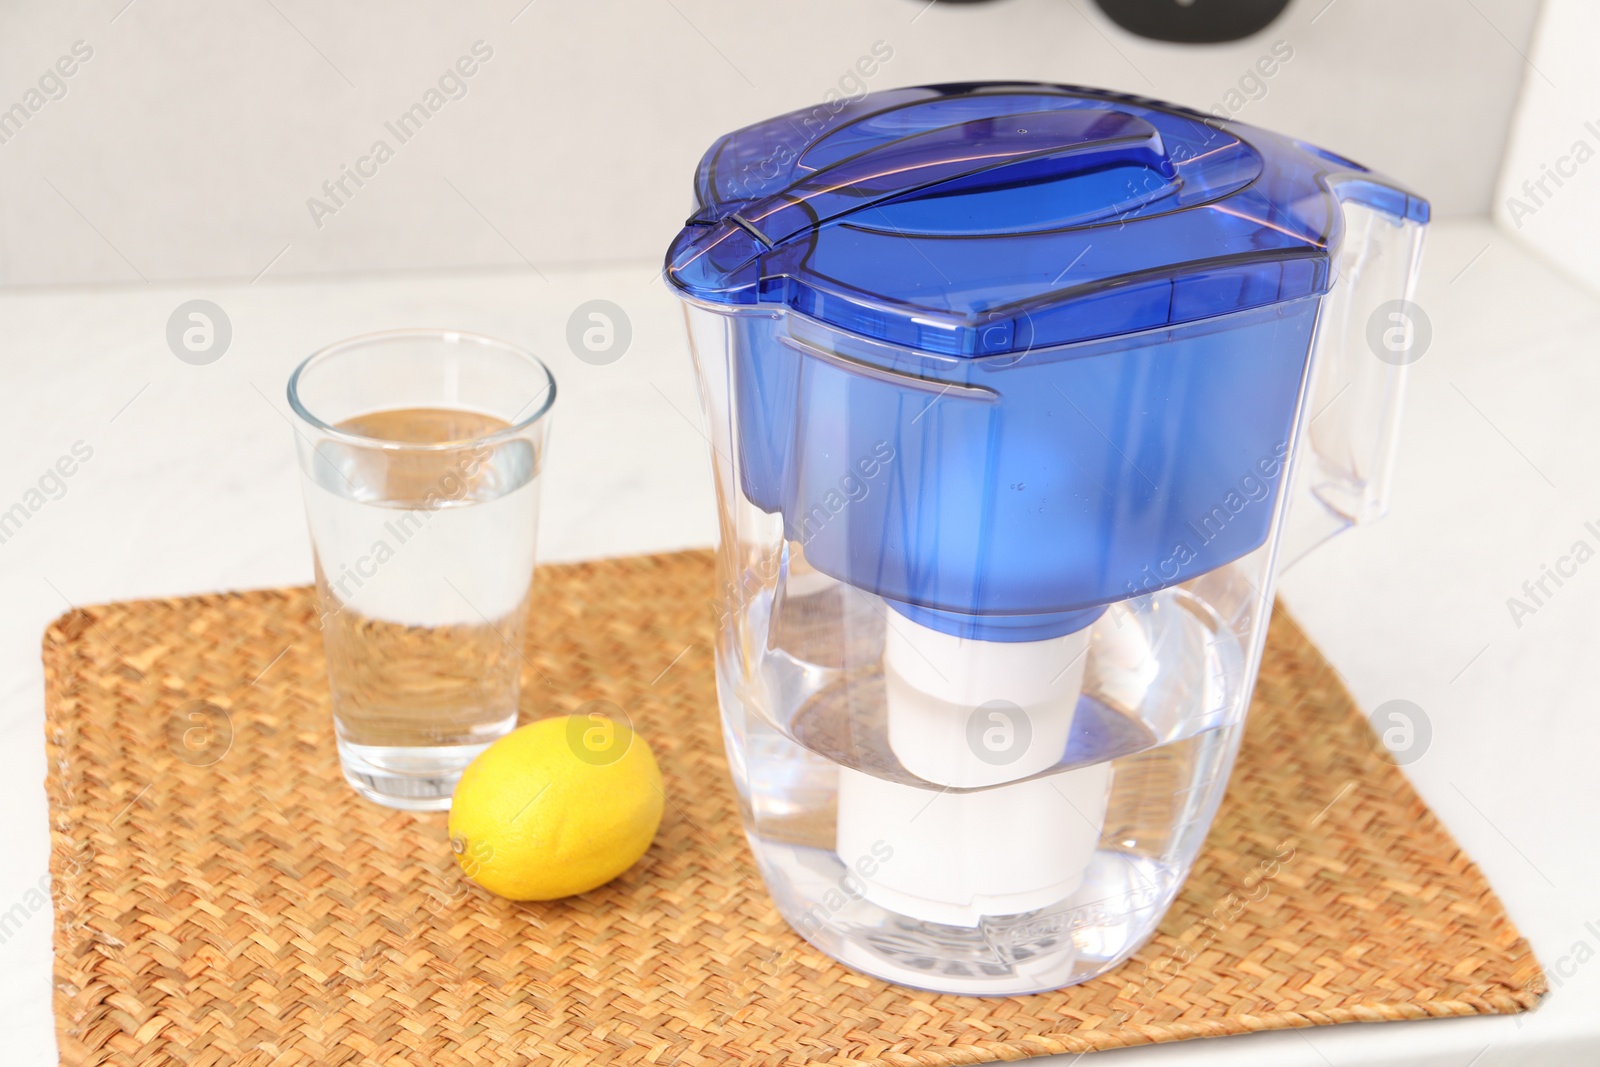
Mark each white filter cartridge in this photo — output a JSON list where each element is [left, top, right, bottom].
[[835, 613, 1112, 927]]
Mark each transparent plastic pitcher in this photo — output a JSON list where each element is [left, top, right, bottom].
[[665, 83, 1427, 995]]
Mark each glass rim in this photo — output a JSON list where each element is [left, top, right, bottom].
[[286, 328, 557, 453]]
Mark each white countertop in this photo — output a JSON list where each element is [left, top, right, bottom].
[[0, 219, 1594, 1065]]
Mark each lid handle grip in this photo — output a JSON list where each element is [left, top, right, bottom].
[[734, 108, 1173, 247]]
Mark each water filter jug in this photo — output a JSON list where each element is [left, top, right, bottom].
[[664, 83, 1427, 994]]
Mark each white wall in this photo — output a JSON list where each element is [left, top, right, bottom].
[[1494, 0, 1600, 292], [0, 0, 1543, 289]]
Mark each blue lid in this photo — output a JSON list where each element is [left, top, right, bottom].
[[665, 83, 1428, 357]]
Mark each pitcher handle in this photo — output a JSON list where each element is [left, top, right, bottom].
[[1279, 176, 1429, 568]]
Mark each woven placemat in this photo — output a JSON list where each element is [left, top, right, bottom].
[[44, 550, 1543, 1066]]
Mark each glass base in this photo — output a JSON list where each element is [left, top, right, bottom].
[[754, 839, 1179, 995], [337, 739, 498, 811]]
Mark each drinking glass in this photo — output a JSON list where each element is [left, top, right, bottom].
[[287, 329, 556, 810]]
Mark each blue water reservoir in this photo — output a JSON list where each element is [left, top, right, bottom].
[[666, 83, 1427, 640]]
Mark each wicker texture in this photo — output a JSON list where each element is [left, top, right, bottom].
[[44, 550, 1543, 1066]]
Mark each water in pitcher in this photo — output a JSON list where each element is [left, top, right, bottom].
[[301, 407, 543, 808]]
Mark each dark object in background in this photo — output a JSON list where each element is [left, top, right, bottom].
[[1093, 0, 1293, 43]]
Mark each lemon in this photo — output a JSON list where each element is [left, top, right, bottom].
[[447, 713, 664, 901]]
